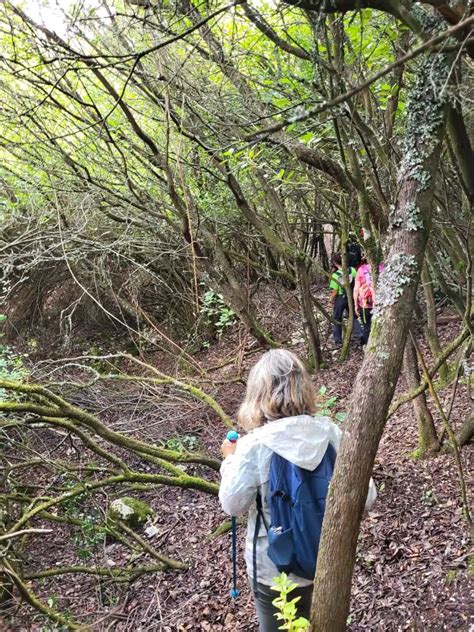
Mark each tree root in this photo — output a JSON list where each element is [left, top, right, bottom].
[[23, 563, 169, 581], [3, 560, 83, 631]]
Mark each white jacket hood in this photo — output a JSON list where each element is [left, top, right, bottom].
[[252, 414, 341, 471]]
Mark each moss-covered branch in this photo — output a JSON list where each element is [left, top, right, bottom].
[[3, 560, 82, 631], [0, 379, 222, 471], [102, 352, 234, 427], [35, 352, 234, 427], [208, 516, 246, 540], [7, 471, 218, 535]]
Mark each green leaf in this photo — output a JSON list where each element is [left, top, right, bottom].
[[299, 131, 314, 144]]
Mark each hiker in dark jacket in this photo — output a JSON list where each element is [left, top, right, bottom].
[[329, 253, 362, 348], [346, 233, 362, 269], [219, 350, 376, 632]]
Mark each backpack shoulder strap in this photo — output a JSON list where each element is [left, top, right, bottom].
[[253, 490, 268, 597], [256, 490, 269, 531]]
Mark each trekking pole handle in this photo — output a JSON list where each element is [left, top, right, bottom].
[[226, 430, 239, 443]]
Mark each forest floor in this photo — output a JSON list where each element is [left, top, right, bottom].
[[1, 285, 472, 632]]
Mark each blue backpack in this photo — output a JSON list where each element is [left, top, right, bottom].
[[254, 443, 336, 585]]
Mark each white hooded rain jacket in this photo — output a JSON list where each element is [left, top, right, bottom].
[[219, 415, 377, 586]]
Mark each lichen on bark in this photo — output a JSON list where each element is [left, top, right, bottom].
[[399, 51, 450, 192], [373, 253, 418, 315]]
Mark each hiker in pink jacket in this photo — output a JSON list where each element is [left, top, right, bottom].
[[353, 262, 384, 346]]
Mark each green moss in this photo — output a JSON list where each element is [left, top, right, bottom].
[[432, 364, 457, 391], [445, 569, 457, 584], [368, 315, 382, 345], [409, 447, 423, 460], [468, 555, 474, 577], [107, 497, 154, 528]]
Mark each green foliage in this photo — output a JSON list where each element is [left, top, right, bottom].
[[71, 514, 106, 560], [271, 573, 310, 631], [84, 346, 110, 374], [315, 386, 346, 423], [62, 477, 106, 559], [163, 433, 199, 452], [0, 346, 26, 386], [201, 290, 237, 337], [420, 489, 437, 507]]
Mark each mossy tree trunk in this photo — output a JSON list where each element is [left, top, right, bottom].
[[403, 335, 438, 453], [309, 49, 450, 631], [457, 411, 474, 447]]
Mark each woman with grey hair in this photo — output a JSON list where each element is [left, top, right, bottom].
[[219, 349, 376, 631]]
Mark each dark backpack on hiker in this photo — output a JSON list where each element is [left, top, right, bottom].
[[254, 443, 336, 583]]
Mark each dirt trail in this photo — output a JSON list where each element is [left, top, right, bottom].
[[2, 298, 471, 631]]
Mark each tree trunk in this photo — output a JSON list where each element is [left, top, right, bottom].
[[403, 335, 438, 453], [422, 264, 449, 380], [457, 411, 474, 446], [426, 245, 466, 316], [310, 48, 449, 631], [209, 239, 278, 349], [447, 103, 474, 204], [296, 258, 323, 371], [313, 222, 330, 272], [339, 222, 354, 362]]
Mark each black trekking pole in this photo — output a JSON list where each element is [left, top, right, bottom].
[[226, 430, 239, 599]]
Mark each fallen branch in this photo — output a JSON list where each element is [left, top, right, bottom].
[[0, 379, 222, 470], [3, 560, 82, 631], [23, 563, 171, 580], [0, 528, 53, 542], [35, 352, 235, 428], [6, 471, 218, 535], [112, 519, 188, 569], [388, 328, 470, 417], [208, 516, 246, 540]]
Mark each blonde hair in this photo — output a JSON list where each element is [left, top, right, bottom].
[[238, 349, 316, 430]]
